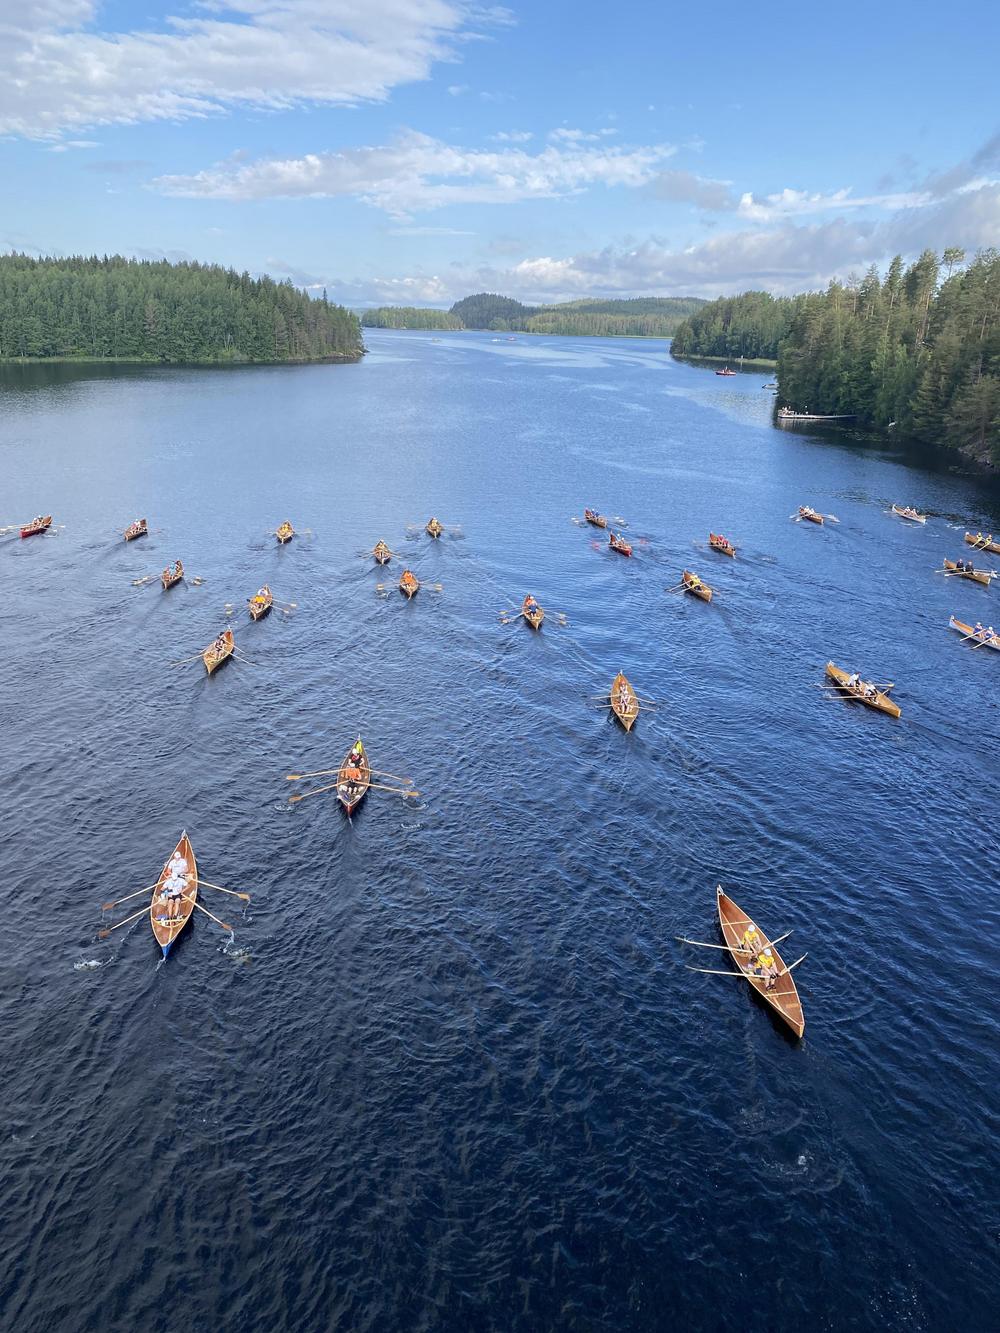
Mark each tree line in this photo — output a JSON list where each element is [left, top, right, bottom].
[[671, 249, 1000, 463], [362, 292, 705, 338], [0, 254, 363, 363]]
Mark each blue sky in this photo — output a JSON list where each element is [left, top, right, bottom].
[[3, 1, 999, 306]]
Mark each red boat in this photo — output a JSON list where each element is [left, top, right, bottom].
[[20, 515, 52, 538], [715, 367, 736, 376], [609, 531, 632, 557]]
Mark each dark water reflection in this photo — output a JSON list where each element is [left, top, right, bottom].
[[1, 333, 997, 1331]]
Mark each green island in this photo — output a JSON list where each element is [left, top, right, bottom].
[[361, 292, 705, 337], [671, 248, 1000, 465], [0, 254, 363, 364]]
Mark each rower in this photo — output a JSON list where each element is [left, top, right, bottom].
[[739, 922, 761, 958], [755, 948, 779, 989], [167, 850, 188, 878]]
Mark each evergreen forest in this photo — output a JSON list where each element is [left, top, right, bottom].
[[360, 307, 463, 330], [0, 254, 363, 364], [362, 292, 705, 337]]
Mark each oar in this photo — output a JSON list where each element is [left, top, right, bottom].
[[97, 905, 148, 938], [676, 937, 752, 955], [368, 769, 414, 785], [780, 953, 808, 975], [289, 781, 340, 803], [500, 611, 526, 624], [101, 881, 160, 910], [685, 964, 753, 977], [368, 783, 421, 797], [194, 878, 251, 902], [286, 768, 338, 781], [169, 652, 207, 667], [183, 896, 232, 933]]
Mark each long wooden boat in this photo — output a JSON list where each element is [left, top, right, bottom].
[[609, 531, 632, 557], [123, 518, 148, 541], [891, 504, 926, 524], [610, 671, 639, 731], [248, 585, 273, 620], [682, 570, 712, 602], [276, 521, 294, 544], [400, 569, 420, 598], [717, 886, 804, 1039], [336, 737, 370, 815], [161, 560, 184, 589], [825, 661, 901, 718], [798, 506, 823, 525], [203, 629, 235, 674], [373, 540, 391, 564], [709, 532, 735, 557], [584, 508, 608, 529], [777, 408, 855, 422], [965, 532, 1000, 555], [522, 595, 544, 629], [715, 367, 736, 376], [426, 517, 444, 538], [949, 616, 1000, 651], [943, 558, 993, 587], [151, 832, 198, 959], [20, 515, 52, 538]]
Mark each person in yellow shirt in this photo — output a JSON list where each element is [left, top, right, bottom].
[[755, 949, 779, 989]]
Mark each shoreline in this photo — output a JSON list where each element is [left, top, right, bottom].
[[0, 351, 364, 367], [670, 351, 778, 370]]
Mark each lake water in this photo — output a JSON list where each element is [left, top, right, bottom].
[[2, 331, 998, 1331]]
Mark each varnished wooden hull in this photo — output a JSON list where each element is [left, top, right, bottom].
[[825, 661, 900, 717], [965, 532, 1000, 555], [124, 520, 148, 541], [799, 509, 823, 525], [709, 534, 735, 557], [610, 671, 638, 731], [426, 518, 443, 538], [373, 543, 391, 564], [609, 536, 632, 556], [161, 567, 184, 589], [400, 572, 420, 598], [151, 832, 198, 958], [337, 736, 370, 814], [682, 571, 712, 602], [522, 597, 544, 629], [943, 559, 991, 586], [584, 510, 608, 529], [717, 886, 804, 1038], [949, 616, 1000, 650], [276, 524, 294, 544], [892, 505, 926, 524], [203, 629, 235, 674], [249, 587, 273, 620], [20, 517, 52, 538]]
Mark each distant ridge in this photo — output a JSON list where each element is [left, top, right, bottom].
[[361, 292, 705, 337]]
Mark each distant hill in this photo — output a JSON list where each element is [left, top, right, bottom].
[[361, 292, 706, 338]]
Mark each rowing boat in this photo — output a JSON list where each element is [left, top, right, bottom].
[[400, 569, 420, 598], [682, 570, 712, 602], [276, 521, 294, 544], [426, 517, 444, 538], [943, 558, 992, 586], [248, 585, 273, 620], [20, 515, 52, 538], [716, 367, 736, 376], [337, 736, 370, 814], [373, 540, 391, 564], [825, 661, 901, 717], [709, 532, 735, 557], [891, 504, 927, 524], [522, 595, 544, 629], [609, 531, 632, 556], [161, 561, 184, 589], [584, 508, 608, 529], [965, 532, 1000, 555], [949, 616, 1000, 651], [610, 671, 639, 731], [798, 506, 823, 525], [150, 831, 198, 959], [123, 518, 148, 541], [717, 886, 804, 1038], [203, 629, 234, 674]]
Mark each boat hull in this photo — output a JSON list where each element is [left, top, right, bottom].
[[709, 534, 735, 557], [891, 505, 926, 524], [717, 886, 804, 1038], [944, 559, 991, 586], [124, 520, 148, 541], [337, 736, 370, 814], [949, 616, 1000, 650], [682, 571, 712, 602], [203, 630, 235, 674], [20, 517, 52, 538], [151, 833, 198, 957], [161, 567, 184, 589], [965, 532, 1000, 555], [249, 588, 273, 620], [610, 671, 639, 731], [825, 661, 901, 717]]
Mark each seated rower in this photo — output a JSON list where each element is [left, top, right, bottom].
[[755, 948, 779, 990], [739, 922, 761, 958], [167, 851, 188, 879]]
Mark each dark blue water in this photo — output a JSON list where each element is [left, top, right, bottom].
[[2, 332, 998, 1332]]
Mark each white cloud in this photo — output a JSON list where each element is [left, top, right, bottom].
[[736, 185, 933, 222], [491, 130, 533, 142], [548, 127, 618, 143], [0, 2, 501, 138], [154, 130, 678, 216], [46, 138, 99, 152]]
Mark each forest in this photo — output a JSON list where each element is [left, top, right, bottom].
[[362, 292, 705, 337], [671, 250, 1000, 463], [0, 254, 363, 363]]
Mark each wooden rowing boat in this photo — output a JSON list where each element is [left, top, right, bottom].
[[336, 736, 370, 814], [373, 540, 391, 564], [426, 517, 444, 538], [798, 506, 823, 525], [276, 521, 294, 544], [717, 886, 804, 1039], [709, 532, 735, 557], [965, 532, 1000, 555], [151, 831, 198, 959], [949, 616, 1000, 651], [203, 629, 235, 674], [825, 661, 901, 717], [716, 367, 736, 376], [682, 570, 712, 602], [161, 561, 184, 589], [584, 508, 608, 529], [609, 531, 632, 556], [610, 671, 639, 731], [943, 558, 993, 586], [123, 518, 148, 541], [20, 515, 52, 538], [522, 595, 544, 629], [400, 569, 420, 598], [248, 585, 273, 620], [891, 504, 926, 524]]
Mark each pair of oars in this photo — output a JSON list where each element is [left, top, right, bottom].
[[98, 877, 251, 938]]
